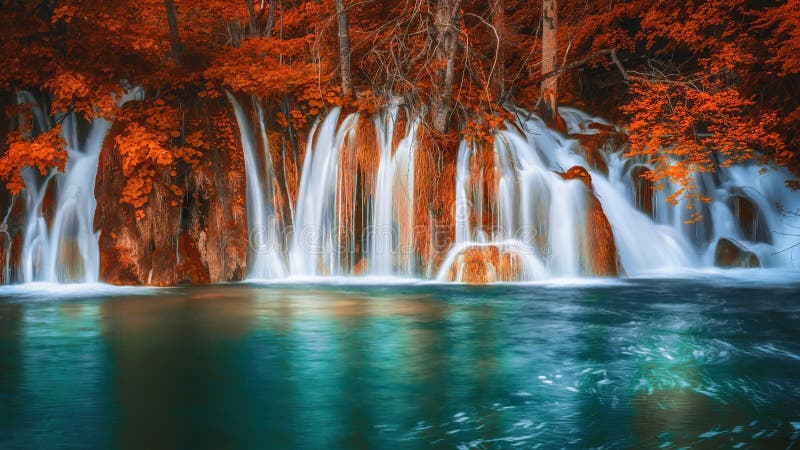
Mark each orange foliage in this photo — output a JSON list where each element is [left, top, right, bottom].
[[0, 0, 798, 218], [623, 76, 784, 220], [0, 126, 66, 194]]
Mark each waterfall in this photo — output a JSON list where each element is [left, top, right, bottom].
[[288, 108, 352, 276], [227, 93, 287, 279], [16, 92, 112, 283], [6, 98, 798, 285], [437, 107, 799, 280], [231, 105, 799, 282], [367, 108, 419, 276], [42, 114, 111, 282]]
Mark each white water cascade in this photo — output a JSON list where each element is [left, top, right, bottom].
[[6, 98, 797, 285], [17, 92, 112, 283], [367, 108, 419, 276], [437, 107, 800, 280], [2, 87, 148, 284], [235, 105, 800, 282], [227, 93, 287, 278], [288, 108, 351, 276]]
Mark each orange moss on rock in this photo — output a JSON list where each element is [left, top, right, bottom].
[[445, 245, 526, 284], [571, 126, 626, 176], [95, 99, 247, 285], [391, 110, 409, 153], [337, 115, 378, 270], [356, 115, 379, 183], [414, 127, 459, 274], [352, 257, 368, 275], [265, 129, 294, 229], [470, 139, 497, 230]]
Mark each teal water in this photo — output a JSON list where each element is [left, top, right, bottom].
[[1, 278, 799, 449]]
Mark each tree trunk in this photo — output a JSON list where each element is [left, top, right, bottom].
[[335, 0, 353, 98], [245, 0, 257, 37], [431, 0, 460, 133], [491, 0, 505, 100], [164, 0, 182, 64], [263, 0, 276, 38], [541, 0, 557, 121]]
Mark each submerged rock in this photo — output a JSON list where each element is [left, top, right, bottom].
[[714, 238, 760, 268]]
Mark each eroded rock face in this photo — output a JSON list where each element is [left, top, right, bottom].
[[558, 166, 621, 276], [444, 245, 526, 284], [714, 238, 760, 268], [94, 110, 248, 286], [571, 123, 627, 177]]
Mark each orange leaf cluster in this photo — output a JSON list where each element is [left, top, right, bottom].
[[0, 125, 67, 194]]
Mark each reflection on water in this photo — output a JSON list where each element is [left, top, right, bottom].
[[0, 281, 799, 448]]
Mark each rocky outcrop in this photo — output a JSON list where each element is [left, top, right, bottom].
[[558, 165, 621, 276], [414, 128, 459, 275], [714, 238, 760, 268], [94, 106, 248, 286]]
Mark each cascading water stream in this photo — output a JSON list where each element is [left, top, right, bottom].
[[227, 93, 287, 279], [288, 108, 351, 276], [42, 114, 111, 282], [368, 109, 419, 277], [16, 91, 113, 283], [436, 108, 799, 280]]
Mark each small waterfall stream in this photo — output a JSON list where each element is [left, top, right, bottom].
[[288, 108, 351, 276], [227, 93, 287, 279], [17, 92, 112, 283], [367, 109, 418, 277]]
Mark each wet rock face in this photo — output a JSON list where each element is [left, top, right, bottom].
[[94, 110, 248, 286], [558, 165, 621, 276], [714, 238, 760, 268], [630, 165, 654, 218], [728, 194, 771, 244]]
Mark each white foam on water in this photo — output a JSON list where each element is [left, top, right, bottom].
[[0, 282, 158, 299]]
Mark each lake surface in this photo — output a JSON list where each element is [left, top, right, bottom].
[[1, 275, 800, 449]]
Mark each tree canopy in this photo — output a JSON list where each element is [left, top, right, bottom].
[[0, 0, 798, 211]]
